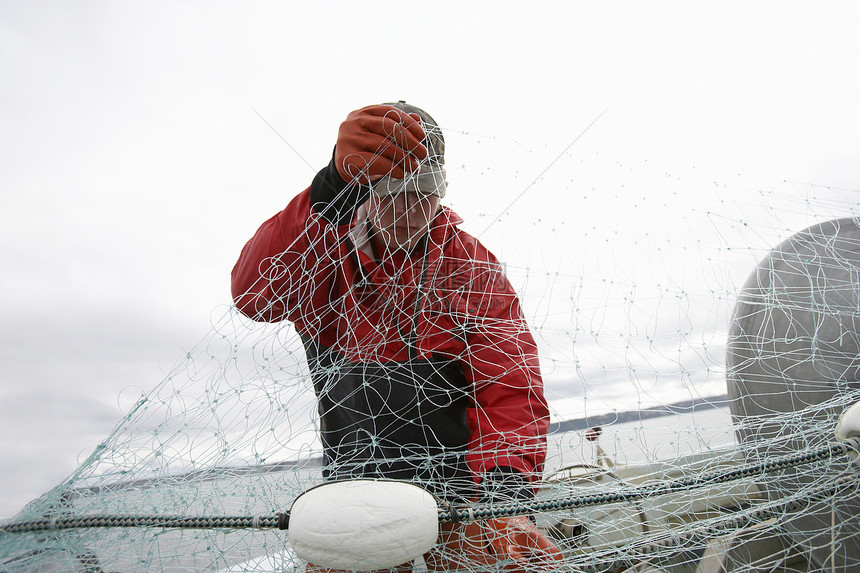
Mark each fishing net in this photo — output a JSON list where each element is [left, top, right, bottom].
[[2, 123, 860, 573]]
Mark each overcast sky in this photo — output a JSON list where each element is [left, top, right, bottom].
[[2, 1, 859, 519]]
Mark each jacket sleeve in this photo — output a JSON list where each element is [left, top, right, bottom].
[[230, 156, 370, 329], [451, 238, 550, 491]]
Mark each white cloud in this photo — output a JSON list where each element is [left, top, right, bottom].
[[2, 0, 859, 519]]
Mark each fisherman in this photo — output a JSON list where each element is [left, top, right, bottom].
[[232, 102, 562, 571]]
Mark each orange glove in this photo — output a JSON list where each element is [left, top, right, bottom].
[[483, 516, 564, 572], [427, 518, 563, 572], [334, 105, 428, 185]]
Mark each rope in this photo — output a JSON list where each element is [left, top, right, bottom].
[[440, 440, 857, 523], [3, 439, 857, 536], [575, 474, 859, 573], [0, 513, 291, 534]]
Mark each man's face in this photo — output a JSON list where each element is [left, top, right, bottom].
[[366, 191, 441, 251], [365, 164, 445, 251]]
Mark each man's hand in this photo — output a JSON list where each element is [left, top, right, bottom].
[[484, 516, 563, 571], [334, 104, 428, 185]]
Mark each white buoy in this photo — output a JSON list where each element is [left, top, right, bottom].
[[835, 401, 860, 442], [288, 480, 439, 571], [835, 401, 860, 463]]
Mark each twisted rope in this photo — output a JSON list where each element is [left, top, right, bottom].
[[440, 440, 856, 522], [575, 474, 860, 572], [0, 513, 291, 534], [3, 439, 857, 536]]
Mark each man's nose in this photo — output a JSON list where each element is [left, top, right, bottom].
[[406, 195, 423, 213], [397, 193, 423, 213]]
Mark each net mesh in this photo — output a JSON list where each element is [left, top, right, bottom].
[[2, 125, 860, 573]]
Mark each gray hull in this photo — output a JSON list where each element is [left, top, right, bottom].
[[727, 217, 860, 571]]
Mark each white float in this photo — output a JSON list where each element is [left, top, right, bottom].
[[288, 480, 439, 571], [835, 400, 860, 463]]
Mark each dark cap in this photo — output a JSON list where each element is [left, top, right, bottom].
[[384, 100, 445, 165]]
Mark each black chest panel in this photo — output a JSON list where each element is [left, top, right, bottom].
[[301, 334, 475, 501]]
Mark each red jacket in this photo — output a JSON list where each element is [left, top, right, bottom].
[[232, 184, 549, 500]]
